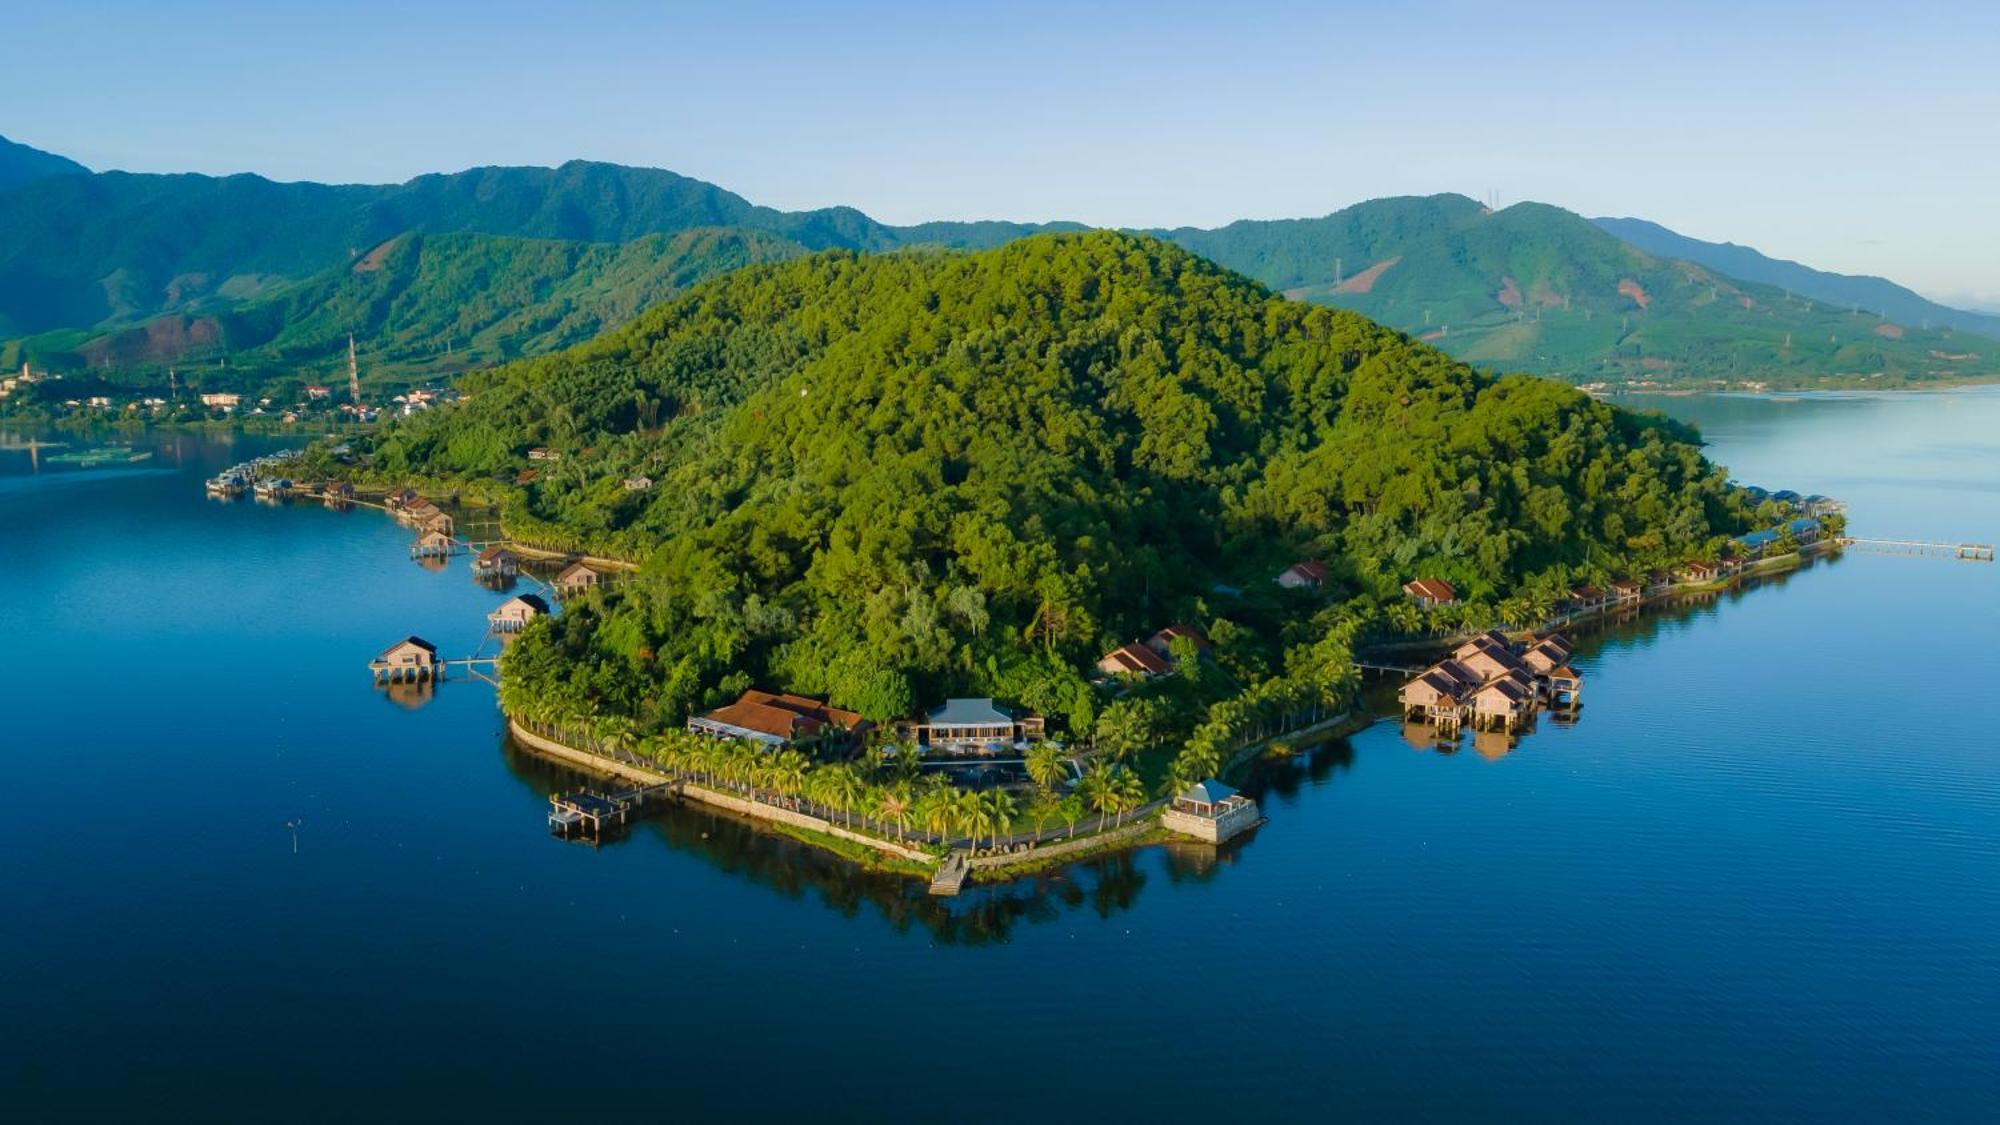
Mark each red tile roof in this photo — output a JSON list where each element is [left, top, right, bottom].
[[1100, 642, 1171, 677], [1403, 577, 1457, 602]]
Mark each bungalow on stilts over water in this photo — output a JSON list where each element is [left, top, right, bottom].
[[1398, 629, 1583, 736], [488, 594, 549, 634], [472, 545, 520, 581], [370, 636, 439, 683], [553, 562, 601, 599]]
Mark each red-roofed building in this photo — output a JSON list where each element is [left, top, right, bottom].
[[1277, 560, 1330, 589], [687, 690, 871, 751], [1403, 577, 1457, 608]]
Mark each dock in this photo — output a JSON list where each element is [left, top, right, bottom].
[[548, 783, 678, 841], [1840, 537, 1995, 562], [928, 850, 970, 896]]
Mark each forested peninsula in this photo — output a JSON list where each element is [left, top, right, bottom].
[[348, 232, 1760, 788]]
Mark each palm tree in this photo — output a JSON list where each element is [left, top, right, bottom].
[[1024, 743, 1070, 793], [875, 783, 912, 840], [914, 786, 955, 845], [956, 789, 989, 850], [982, 790, 1017, 850], [1079, 762, 1116, 832], [823, 764, 865, 828], [1109, 768, 1146, 827]]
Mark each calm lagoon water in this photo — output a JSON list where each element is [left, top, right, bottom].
[[3, 394, 1997, 1121]]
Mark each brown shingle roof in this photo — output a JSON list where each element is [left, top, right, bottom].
[[1100, 642, 1171, 677], [1403, 577, 1457, 601]]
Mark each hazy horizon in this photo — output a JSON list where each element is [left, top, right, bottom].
[[9, 0, 1997, 304]]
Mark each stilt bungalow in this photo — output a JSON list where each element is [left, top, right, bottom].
[[554, 562, 601, 598], [686, 690, 870, 752], [1610, 579, 1642, 604], [370, 636, 438, 682], [411, 528, 457, 558], [420, 510, 455, 536], [1471, 676, 1536, 731], [488, 593, 549, 633], [472, 545, 520, 579], [1546, 665, 1584, 707], [1162, 779, 1263, 843], [1568, 585, 1608, 614], [1645, 569, 1672, 597], [1680, 560, 1721, 583]]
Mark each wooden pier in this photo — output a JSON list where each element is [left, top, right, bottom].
[[1840, 537, 1994, 562], [548, 783, 678, 841], [929, 850, 970, 896]]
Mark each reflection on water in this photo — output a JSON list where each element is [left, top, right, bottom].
[[494, 732, 1361, 943]]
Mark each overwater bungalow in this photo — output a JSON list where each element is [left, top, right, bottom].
[[386, 488, 421, 512], [412, 528, 457, 559], [421, 510, 455, 536], [554, 562, 601, 597], [370, 636, 439, 683], [488, 593, 549, 633], [1610, 579, 1643, 603], [1162, 779, 1262, 843], [1547, 665, 1583, 707], [1471, 676, 1535, 731], [1453, 635, 1528, 681], [687, 689, 870, 752], [322, 480, 355, 507], [472, 545, 520, 579]]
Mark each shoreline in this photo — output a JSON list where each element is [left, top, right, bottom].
[[504, 709, 1376, 888]]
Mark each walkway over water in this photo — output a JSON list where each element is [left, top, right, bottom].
[[1841, 537, 1995, 561]]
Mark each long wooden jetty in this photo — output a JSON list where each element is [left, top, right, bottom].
[[1840, 537, 1995, 561]]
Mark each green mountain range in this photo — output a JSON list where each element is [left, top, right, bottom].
[[7, 228, 805, 393], [365, 232, 1755, 731], [2, 136, 1993, 391], [1159, 195, 2000, 387], [0, 134, 88, 194], [1592, 215, 2000, 341]]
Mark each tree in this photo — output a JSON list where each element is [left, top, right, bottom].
[[1024, 743, 1070, 793], [982, 790, 1017, 850]]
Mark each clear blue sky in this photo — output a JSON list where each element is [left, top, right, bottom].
[[9, 0, 1998, 303]]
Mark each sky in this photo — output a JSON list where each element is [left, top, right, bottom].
[[7, 0, 1999, 303]]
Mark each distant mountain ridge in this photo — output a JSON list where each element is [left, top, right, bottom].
[[8, 227, 806, 393], [0, 158, 1072, 337], [1158, 195, 2000, 387], [0, 135, 88, 194], [2, 139, 1994, 391], [1593, 216, 2000, 341]]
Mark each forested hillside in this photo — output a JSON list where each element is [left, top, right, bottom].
[[363, 232, 1756, 731], [6, 227, 805, 393], [1157, 195, 2000, 387]]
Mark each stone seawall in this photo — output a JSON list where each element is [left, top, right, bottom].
[[507, 718, 934, 864]]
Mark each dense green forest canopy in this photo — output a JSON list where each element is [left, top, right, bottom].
[[364, 232, 1757, 733]]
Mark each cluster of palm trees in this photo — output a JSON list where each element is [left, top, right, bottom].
[[510, 694, 1158, 852]]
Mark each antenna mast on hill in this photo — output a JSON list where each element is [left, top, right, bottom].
[[348, 334, 361, 402]]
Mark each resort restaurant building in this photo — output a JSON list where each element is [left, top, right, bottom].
[[905, 698, 1045, 755]]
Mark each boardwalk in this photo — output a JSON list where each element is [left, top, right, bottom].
[[1841, 537, 1995, 562]]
